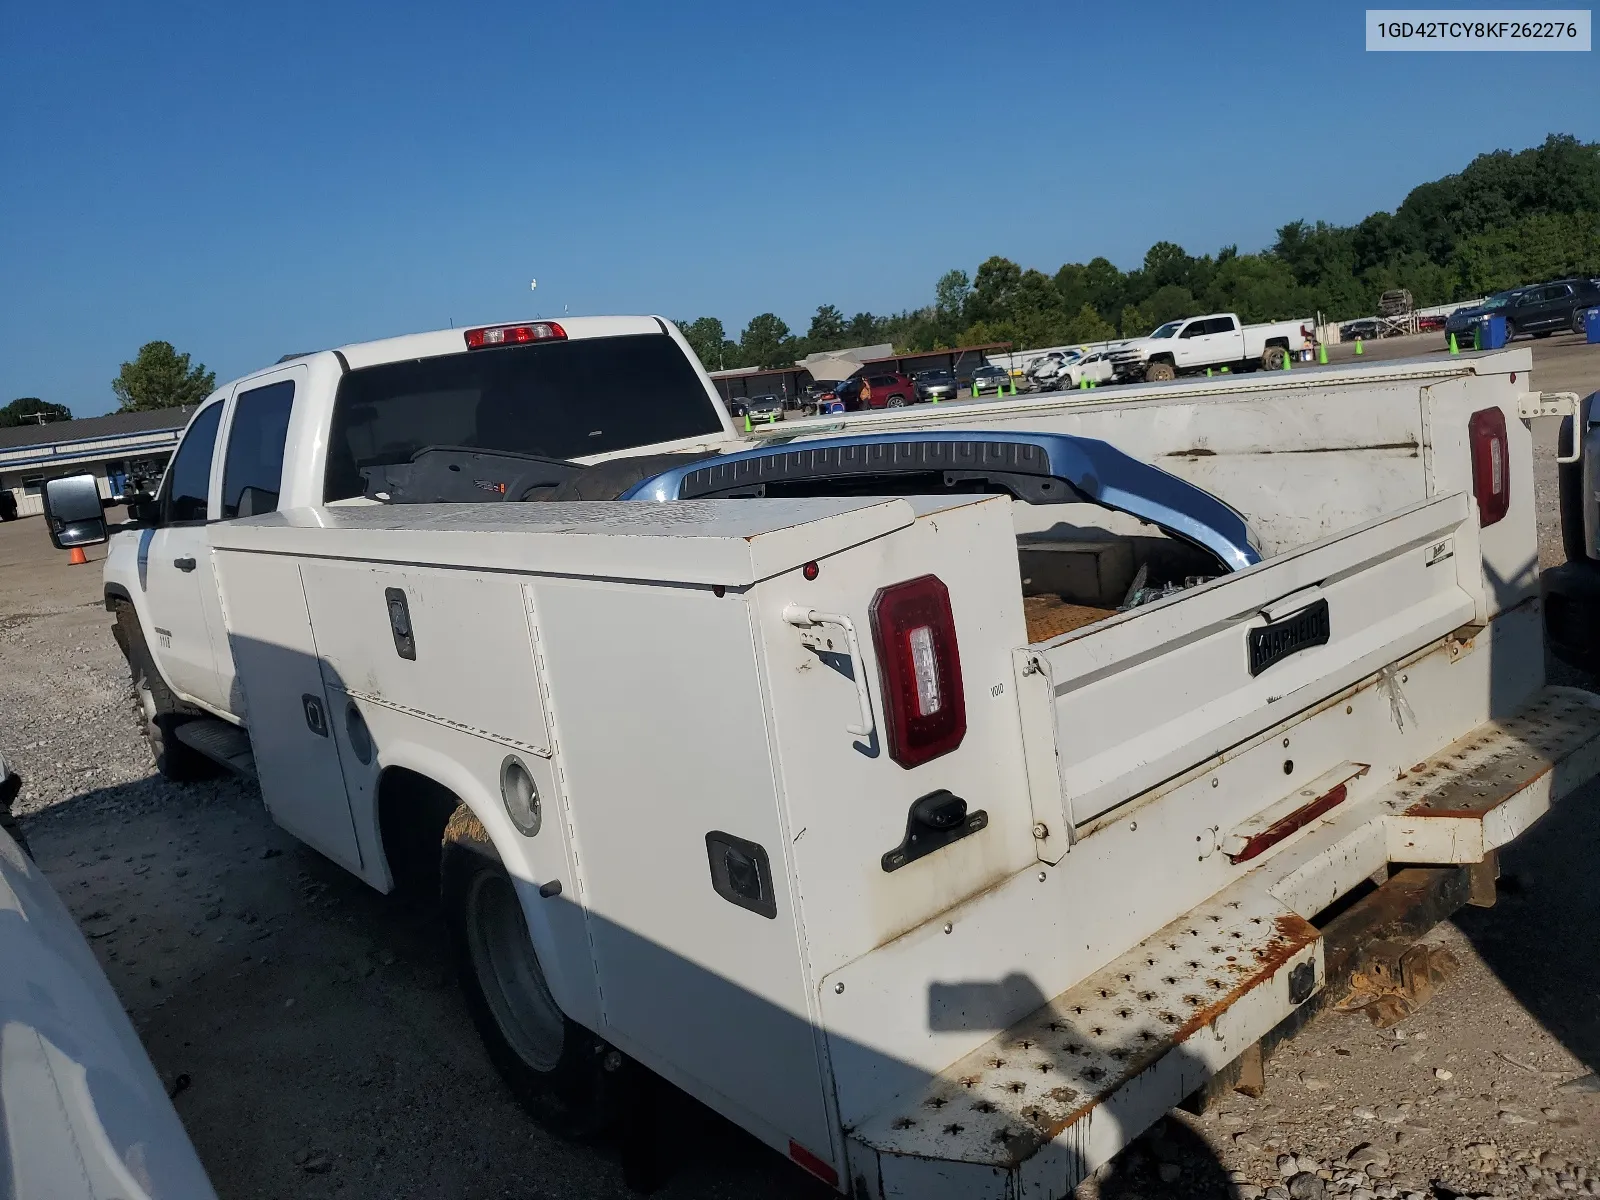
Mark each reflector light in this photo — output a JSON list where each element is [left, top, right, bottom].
[[787, 1141, 838, 1188], [464, 321, 567, 349], [908, 625, 941, 716], [870, 575, 966, 768], [1468, 406, 1510, 527]]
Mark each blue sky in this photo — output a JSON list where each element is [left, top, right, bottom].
[[2, 0, 1595, 416]]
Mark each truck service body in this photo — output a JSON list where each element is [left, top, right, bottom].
[[45, 319, 1600, 1197]]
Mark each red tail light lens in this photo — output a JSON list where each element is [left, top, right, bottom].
[[465, 321, 567, 349], [1468, 406, 1510, 527], [870, 575, 966, 768]]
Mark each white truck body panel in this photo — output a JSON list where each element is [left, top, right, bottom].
[[84, 315, 1596, 1197], [0, 783, 219, 1200]]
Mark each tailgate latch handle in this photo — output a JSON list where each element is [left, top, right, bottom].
[[783, 605, 876, 740]]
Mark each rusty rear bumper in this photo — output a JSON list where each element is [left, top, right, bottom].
[[848, 686, 1600, 1199], [850, 877, 1322, 1198]]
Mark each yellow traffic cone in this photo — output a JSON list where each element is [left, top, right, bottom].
[[1280, 349, 1291, 371], [1318, 343, 1328, 365], [1355, 338, 1363, 355], [744, 411, 752, 432], [1448, 332, 1459, 355]]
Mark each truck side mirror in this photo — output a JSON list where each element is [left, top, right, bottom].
[[41, 474, 110, 549], [126, 492, 162, 525]]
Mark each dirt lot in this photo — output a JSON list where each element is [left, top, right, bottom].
[[4, 334, 1600, 1199]]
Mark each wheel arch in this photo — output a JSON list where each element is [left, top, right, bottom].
[[370, 742, 596, 1028]]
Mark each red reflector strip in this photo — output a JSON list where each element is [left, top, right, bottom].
[[788, 1140, 838, 1187], [1224, 762, 1369, 864], [1227, 780, 1358, 864], [464, 321, 566, 349]]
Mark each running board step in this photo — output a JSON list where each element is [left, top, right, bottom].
[[173, 717, 256, 779], [850, 877, 1322, 1198]]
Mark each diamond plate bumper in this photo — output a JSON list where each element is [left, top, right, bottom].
[[1383, 687, 1600, 863], [850, 879, 1321, 1198], [847, 687, 1600, 1199]]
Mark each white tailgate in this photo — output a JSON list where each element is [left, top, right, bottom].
[[1023, 493, 1476, 826]]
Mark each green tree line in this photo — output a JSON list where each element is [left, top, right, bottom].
[[5, 341, 216, 427], [679, 133, 1600, 373]]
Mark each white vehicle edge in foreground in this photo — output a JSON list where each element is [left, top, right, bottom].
[[0, 750, 218, 1200]]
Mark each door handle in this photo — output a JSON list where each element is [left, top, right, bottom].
[[174, 557, 197, 572]]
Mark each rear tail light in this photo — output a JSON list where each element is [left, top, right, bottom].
[[464, 321, 566, 349], [870, 575, 966, 768], [1468, 406, 1510, 526]]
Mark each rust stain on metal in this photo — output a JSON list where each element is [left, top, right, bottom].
[[1164, 442, 1418, 459], [1006, 914, 1319, 1166]]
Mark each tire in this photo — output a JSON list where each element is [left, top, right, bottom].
[[1575, 309, 1592, 335], [1144, 360, 1177, 383], [441, 804, 617, 1135], [1260, 346, 1287, 372], [112, 605, 220, 782], [1504, 320, 1518, 341], [886, 394, 907, 408], [523, 453, 712, 503]]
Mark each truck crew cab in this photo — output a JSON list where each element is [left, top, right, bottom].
[[70, 318, 740, 779]]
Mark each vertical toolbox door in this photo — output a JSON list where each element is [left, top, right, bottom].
[[215, 549, 364, 873]]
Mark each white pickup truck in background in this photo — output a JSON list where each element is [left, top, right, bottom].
[[1109, 312, 1314, 382], [40, 321, 1600, 1197]]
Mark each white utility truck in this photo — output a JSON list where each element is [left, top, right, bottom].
[[1108, 312, 1314, 382], [42, 319, 1600, 1198]]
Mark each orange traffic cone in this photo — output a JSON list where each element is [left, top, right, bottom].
[[68, 545, 88, 566]]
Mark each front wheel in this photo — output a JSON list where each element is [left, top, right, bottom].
[[1504, 320, 1518, 341], [1144, 361, 1177, 382], [442, 805, 616, 1135]]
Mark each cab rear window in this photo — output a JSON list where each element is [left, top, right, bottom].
[[324, 333, 721, 501]]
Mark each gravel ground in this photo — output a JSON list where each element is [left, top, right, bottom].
[[2, 337, 1598, 1199]]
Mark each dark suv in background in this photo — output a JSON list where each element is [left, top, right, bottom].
[[1506, 278, 1600, 337], [1448, 278, 1600, 346]]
